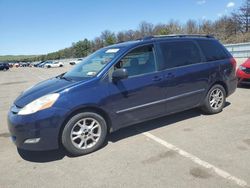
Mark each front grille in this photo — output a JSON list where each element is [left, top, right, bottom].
[[243, 67, 250, 74]]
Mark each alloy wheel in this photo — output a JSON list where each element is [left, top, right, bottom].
[[209, 88, 224, 110], [70, 118, 101, 150]]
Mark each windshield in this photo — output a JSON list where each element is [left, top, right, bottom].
[[63, 48, 120, 80]]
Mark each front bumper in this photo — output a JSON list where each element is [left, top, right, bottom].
[[8, 106, 68, 151], [237, 69, 250, 85], [238, 78, 250, 85]]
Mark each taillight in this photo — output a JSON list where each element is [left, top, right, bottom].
[[230, 58, 237, 70]]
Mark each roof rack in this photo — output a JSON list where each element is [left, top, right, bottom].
[[141, 34, 214, 40]]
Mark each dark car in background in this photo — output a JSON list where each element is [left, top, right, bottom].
[[38, 60, 53, 68], [8, 35, 237, 156], [34, 61, 45, 67], [19, 62, 30, 67], [0, 63, 10, 71], [237, 58, 250, 85]]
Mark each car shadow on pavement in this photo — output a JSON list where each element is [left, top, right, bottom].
[[17, 147, 66, 163], [109, 104, 230, 143], [109, 108, 202, 143], [237, 84, 250, 89]]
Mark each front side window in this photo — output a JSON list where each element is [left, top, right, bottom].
[[115, 45, 156, 77], [159, 41, 202, 70]]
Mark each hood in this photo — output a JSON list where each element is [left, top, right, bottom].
[[14, 77, 77, 107], [242, 58, 250, 68]]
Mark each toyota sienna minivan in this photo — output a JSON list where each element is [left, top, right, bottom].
[[8, 35, 237, 156]]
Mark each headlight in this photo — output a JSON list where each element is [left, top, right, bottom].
[[18, 93, 60, 115], [239, 65, 246, 71]]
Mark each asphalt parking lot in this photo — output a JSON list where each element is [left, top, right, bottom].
[[0, 63, 250, 188]]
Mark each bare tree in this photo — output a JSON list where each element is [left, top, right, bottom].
[[234, 0, 250, 32], [213, 16, 237, 41], [198, 20, 214, 34], [185, 19, 198, 34], [125, 30, 137, 40], [117, 31, 127, 43], [166, 20, 183, 34], [138, 21, 154, 36], [92, 37, 104, 51]]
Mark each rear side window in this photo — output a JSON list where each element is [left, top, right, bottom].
[[197, 40, 229, 61], [158, 41, 202, 69]]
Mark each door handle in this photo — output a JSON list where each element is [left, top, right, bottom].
[[152, 76, 162, 81], [165, 73, 175, 79]]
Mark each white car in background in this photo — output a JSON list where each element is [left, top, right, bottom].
[[45, 61, 64, 68], [69, 58, 84, 65]]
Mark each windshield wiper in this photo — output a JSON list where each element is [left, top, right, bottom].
[[56, 73, 73, 81], [56, 72, 66, 79], [61, 76, 73, 81]]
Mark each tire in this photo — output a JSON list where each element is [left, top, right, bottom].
[[59, 65, 63, 67], [47, 65, 51, 68], [62, 112, 107, 156], [201, 84, 226, 114]]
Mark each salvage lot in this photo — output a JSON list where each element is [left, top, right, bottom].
[[0, 63, 250, 188]]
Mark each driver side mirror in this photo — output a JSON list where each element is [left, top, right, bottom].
[[112, 68, 128, 81]]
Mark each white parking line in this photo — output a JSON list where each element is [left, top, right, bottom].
[[142, 131, 248, 187]]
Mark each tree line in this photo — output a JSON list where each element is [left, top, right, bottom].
[[2, 0, 250, 62]]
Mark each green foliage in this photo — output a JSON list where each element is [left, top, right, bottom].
[[101, 30, 117, 46], [72, 39, 91, 58], [0, 55, 38, 62]]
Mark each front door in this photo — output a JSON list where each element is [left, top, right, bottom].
[[106, 44, 166, 130]]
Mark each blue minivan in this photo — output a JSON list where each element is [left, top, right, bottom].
[[8, 35, 237, 156]]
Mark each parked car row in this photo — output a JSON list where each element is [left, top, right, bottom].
[[34, 61, 64, 68], [4, 62, 40, 68], [1, 57, 84, 69], [8, 62, 32, 68], [0, 61, 65, 70]]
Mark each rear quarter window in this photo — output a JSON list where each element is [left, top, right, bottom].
[[196, 40, 230, 62]]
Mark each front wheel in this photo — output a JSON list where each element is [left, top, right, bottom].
[[62, 112, 107, 156], [201, 84, 226, 114]]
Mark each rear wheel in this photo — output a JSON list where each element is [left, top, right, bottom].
[[62, 112, 107, 156], [201, 84, 226, 114]]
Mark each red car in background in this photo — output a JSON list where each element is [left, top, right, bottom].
[[237, 58, 250, 85]]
